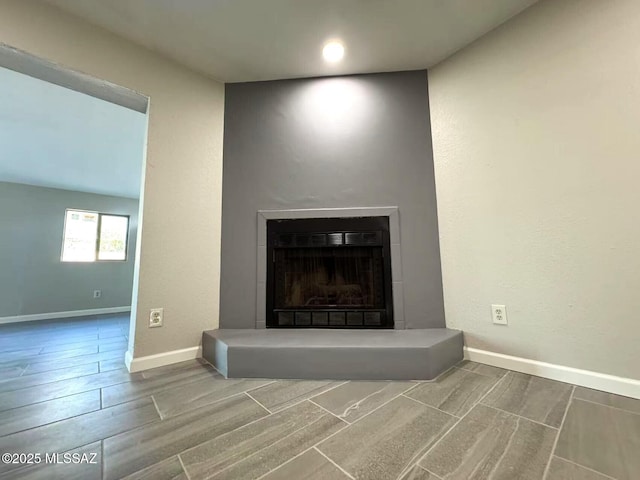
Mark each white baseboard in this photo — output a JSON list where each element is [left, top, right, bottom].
[[126, 346, 203, 373], [465, 347, 640, 400], [0, 306, 131, 325]]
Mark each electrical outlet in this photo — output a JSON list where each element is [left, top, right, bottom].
[[93, 290, 101, 299], [149, 308, 163, 328], [492, 304, 508, 325]]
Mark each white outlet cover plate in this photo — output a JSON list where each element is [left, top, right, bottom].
[[149, 308, 163, 328], [492, 304, 508, 325]]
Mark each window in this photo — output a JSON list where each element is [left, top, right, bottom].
[[62, 209, 129, 262]]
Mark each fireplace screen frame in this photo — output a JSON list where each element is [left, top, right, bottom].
[[266, 217, 394, 329]]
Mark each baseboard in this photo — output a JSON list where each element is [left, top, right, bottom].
[[0, 306, 131, 325], [126, 346, 203, 373], [465, 347, 640, 400]]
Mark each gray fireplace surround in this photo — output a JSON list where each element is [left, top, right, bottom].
[[202, 206, 463, 380]]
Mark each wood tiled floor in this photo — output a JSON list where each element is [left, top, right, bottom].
[[0, 315, 638, 479]]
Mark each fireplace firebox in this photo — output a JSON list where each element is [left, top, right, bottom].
[[266, 217, 393, 328]]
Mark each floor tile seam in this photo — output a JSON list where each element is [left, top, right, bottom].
[[418, 463, 444, 479], [571, 396, 640, 417], [182, 411, 335, 479], [538, 385, 574, 427], [48, 344, 125, 356], [150, 394, 164, 420], [407, 365, 459, 386], [454, 365, 507, 380], [308, 382, 410, 423], [36, 338, 128, 354], [306, 380, 351, 399], [0, 347, 45, 356], [0, 398, 103, 439], [154, 382, 278, 420], [2, 350, 103, 368], [395, 372, 504, 479], [400, 370, 509, 479], [253, 446, 317, 480], [102, 370, 220, 408], [177, 453, 193, 480], [21, 351, 126, 376], [405, 368, 502, 413], [2, 392, 158, 443], [244, 391, 273, 414], [0, 336, 103, 346], [0, 389, 162, 442], [476, 402, 560, 430], [0, 364, 104, 394], [399, 393, 461, 419], [313, 446, 356, 479], [22, 360, 105, 377], [251, 380, 351, 416], [0, 385, 107, 418], [158, 397, 278, 464], [244, 379, 279, 393], [307, 398, 349, 423], [387, 380, 425, 397], [0, 331, 100, 340], [550, 454, 619, 480], [542, 385, 575, 480], [312, 380, 420, 436], [392, 411, 459, 480], [0, 345, 95, 356], [309, 383, 447, 480]]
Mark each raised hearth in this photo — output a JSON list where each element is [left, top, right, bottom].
[[202, 328, 463, 380]]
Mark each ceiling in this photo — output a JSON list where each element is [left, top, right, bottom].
[[0, 67, 146, 199], [44, 0, 538, 83]]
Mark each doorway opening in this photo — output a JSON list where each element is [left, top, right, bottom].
[[0, 45, 149, 371]]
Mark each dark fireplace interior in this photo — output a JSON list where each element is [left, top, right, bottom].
[[266, 217, 393, 328]]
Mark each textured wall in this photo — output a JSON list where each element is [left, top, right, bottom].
[[0, 182, 138, 317], [221, 71, 445, 329], [0, 0, 224, 358], [429, 0, 640, 378]]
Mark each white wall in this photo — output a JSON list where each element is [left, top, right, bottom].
[[0, 0, 224, 359], [429, 0, 640, 379]]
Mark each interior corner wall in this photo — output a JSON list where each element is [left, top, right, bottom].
[[220, 70, 445, 329], [429, 0, 640, 379], [0, 0, 224, 358], [0, 182, 138, 317]]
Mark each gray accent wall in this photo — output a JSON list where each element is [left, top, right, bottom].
[[220, 70, 445, 329], [0, 182, 138, 317]]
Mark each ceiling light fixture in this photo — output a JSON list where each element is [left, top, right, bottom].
[[322, 41, 345, 63]]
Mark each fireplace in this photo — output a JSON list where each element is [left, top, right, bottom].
[[266, 217, 393, 328]]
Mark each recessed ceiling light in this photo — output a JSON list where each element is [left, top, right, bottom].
[[323, 41, 345, 63]]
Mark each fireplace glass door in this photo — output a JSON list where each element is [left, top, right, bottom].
[[266, 217, 393, 328]]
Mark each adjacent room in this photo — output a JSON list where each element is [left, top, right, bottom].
[[0, 0, 638, 479], [0, 66, 146, 368]]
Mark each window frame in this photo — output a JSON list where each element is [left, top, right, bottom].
[[61, 208, 130, 263]]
